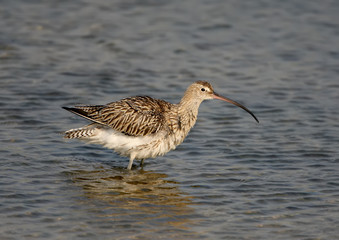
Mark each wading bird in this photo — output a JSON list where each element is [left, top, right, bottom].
[[63, 81, 258, 169]]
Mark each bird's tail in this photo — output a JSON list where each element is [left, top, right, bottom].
[[63, 123, 98, 139]]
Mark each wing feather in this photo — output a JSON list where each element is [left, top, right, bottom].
[[63, 96, 172, 137]]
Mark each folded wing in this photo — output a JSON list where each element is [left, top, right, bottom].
[[63, 96, 170, 137]]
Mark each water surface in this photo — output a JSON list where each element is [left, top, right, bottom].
[[1, 0, 339, 239]]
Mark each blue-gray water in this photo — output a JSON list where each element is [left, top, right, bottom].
[[1, 0, 339, 239]]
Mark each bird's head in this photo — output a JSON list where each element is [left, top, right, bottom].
[[182, 81, 259, 123]]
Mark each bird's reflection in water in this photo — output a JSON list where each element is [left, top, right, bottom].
[[67, 166, 199, 237]]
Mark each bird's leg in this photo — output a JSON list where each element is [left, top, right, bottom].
[[127, 155, 135, 170], [127, 159, 133, 170], [140, 159, 145, 168]]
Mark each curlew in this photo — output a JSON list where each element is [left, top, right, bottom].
[[62, 81, 259, 169]]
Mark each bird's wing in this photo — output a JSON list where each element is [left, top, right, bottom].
[[63, 96, 171, 136]]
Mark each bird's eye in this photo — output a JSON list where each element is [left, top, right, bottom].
[[201, 88, 206, 92]]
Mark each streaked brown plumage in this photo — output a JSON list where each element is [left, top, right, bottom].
[[63, 81, 258, 169]]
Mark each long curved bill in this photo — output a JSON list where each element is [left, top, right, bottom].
[[213, 92, 259, 123]]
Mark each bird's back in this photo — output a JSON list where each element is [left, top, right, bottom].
[[63, 96, 176, 138]]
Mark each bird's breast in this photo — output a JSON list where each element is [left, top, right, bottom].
[[166, 111, 197, 146]]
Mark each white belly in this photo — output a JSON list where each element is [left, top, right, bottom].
[[83, 128, 181, 160]]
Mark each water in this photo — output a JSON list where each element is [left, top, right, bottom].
[[1, 0, 339, 239]]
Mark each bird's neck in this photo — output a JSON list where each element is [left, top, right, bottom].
[[179, 91, 203, 112], [177, 95, 203, 130]]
